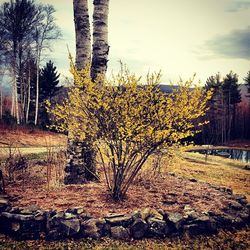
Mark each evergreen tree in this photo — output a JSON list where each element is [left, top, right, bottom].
[[204, 73, 224, 144], [222, 71, 241, 140], [39, 60, 61, 128], [244, 71, 250, 93], [39, 60, 60, 102]]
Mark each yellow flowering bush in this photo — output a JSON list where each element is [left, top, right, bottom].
[[47, 60, 212, 200]]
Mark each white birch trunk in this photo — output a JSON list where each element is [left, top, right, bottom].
[[14, 74, 20, 124], [91, 0, 109, 80], [26, 67, 31, 123], [73, 0, 91, 69], [34, 56, 40, 125]]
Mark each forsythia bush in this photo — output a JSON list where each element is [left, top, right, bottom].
[[47, 60, 212, 200]]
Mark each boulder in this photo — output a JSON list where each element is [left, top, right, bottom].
[[229, 201, 243, 211], [19, 205, 40, 215], [60, 219, 80, 236], [1, 212, 34, 221], [167, 212, 185, 231], [147, 217, 169, 237], [105, 213, 133, 227], [233, 195, 248, 205], [140, 208, 163, 221], [111, 226, 130, 240], [130, 218, 148, 239], [81, 218, 109, 239], [192, 215, 217, 234]]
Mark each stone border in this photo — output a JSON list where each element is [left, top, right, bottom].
[[0, 188, 249, 241]]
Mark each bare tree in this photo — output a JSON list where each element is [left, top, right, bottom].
[[34, 4, 61, 125]]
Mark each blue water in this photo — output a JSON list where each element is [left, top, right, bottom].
[[190, 148, 250, 163]]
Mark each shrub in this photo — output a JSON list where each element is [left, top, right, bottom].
[[48, 61, 212, 200]]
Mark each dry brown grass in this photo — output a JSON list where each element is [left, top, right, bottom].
[[162, 150, 250, 201], [0, 126, 67, 147]]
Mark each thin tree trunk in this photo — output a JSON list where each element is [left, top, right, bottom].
[[34, 58, 39, 125], [14, 74, 20, 124], [91, 0, 110, 80], [26, 67, 31, 123]]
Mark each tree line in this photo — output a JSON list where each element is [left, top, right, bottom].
[[199, 70, 250, 145], [0, 0, 61, 126]]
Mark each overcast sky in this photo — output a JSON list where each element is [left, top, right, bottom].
[[1, 0, 250, 84]]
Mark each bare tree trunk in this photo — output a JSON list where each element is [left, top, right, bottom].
[[34, 55, 40, 125], [91, 0, 109, 80], [11, 81, 14, 117], [13, 74, 20, 124], [26, 66, 31, 123], [34, 41, 41, 126]]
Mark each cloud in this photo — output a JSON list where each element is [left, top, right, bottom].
[[226, 0, 250, 12], [202, 26, 250, 60]]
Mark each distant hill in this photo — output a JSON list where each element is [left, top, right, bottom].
[[159, 84, 179, 93]]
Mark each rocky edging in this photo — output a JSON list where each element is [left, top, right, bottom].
[[0, 191, 249, 241]]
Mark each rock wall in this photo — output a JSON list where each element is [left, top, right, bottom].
[[0, 191, 249, 241]]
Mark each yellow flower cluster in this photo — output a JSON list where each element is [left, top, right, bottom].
[[47, 61, 212, 199]]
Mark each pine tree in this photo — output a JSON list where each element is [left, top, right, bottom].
[[39, 60, 60, 102], [244, 71, 250, 93], [39, 60, 61, 128], [222, 71, 241, 141]]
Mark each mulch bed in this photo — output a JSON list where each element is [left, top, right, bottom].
[[4, 163, 238, 217]]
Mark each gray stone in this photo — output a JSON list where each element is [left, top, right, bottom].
[[111, 226, 130, 240], [141, 208, 163, 221], [66, 207, 85, 215], [130, 218, 148, 239], [20, 205, 39, 215], [34, 210, 45, 221], [234, 195, 248, 205], [1, 212, 34, 221], [79, 213, 93, 221], [167, 212, 184, 230], [147, 217, 169, 237], [9, 207, 20, 214], [61, 219, 80, 236], [193, 215, 217, 234], [184, 223, 201, 235], [105, 213, 133, 227], [81, 219, 100, 239], [230, 201, 243, 210], [64, 212, 76, 220]]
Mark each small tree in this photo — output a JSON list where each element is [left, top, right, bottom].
[[39, 60, 61, 128], [48, 63, 212, 200]]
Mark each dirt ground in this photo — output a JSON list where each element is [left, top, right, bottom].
[[4, 161, 242, 218]]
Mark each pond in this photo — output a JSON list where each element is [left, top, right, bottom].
[[190, 148, 250, 163]]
